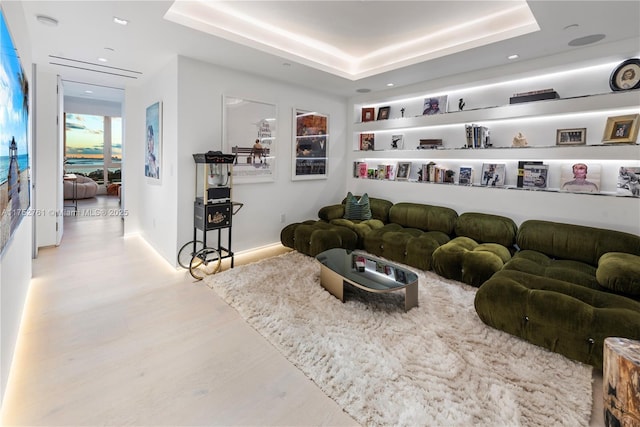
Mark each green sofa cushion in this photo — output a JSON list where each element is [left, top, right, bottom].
[[597, 252, 640, 297], [517, 220, 640, 266], [343, 192, 372, 220], [454, 212, 518, 248], [503, 250, 599, 289], [388, 202, 458, 235]]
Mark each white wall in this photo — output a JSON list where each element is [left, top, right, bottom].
[[175, 56, 348, 262], [0, 0, 33, 405], [123, 57, 179, 267], [126, 56, 349, 267]]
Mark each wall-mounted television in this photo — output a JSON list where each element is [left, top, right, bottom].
[[0, 8, 31, 255]]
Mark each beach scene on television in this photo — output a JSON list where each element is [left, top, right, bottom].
[[0, 10, 31, 254]]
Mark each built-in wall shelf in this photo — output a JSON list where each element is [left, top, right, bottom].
[[354, 143, 640, 162], [354, 90, 640, 132]]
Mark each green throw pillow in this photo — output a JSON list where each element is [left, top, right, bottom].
[[343, 192, 372, 221]]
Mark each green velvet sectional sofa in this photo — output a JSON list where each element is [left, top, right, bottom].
[[280, 194, 640, 369]]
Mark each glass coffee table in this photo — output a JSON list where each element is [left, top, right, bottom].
[[315, 248, 419, 311]]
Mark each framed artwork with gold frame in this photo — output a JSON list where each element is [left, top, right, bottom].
[[602, 114, 639, 144]]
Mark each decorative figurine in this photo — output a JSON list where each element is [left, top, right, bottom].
[[458, 98, 465, 111], [401, 107, 405, 118], [512, 132, 528, 147]]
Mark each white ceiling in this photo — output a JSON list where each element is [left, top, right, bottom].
[[7, 1, 640, 102]]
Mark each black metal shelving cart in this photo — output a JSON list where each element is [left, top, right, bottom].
[[178, 151, 242, 280]]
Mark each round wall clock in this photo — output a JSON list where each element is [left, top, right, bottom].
[[610, 58, 640, 91]]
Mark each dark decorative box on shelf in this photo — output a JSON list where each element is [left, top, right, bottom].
[[509, 89, 559, 104]]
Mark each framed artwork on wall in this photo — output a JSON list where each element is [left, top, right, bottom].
[[223, 96, 277, 184], [292, 109, 328, 180], [602, 114, 639, 144], [145, 101, 162, 182]]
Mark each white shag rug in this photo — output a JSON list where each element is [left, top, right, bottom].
[[204, 251, 593, 427]]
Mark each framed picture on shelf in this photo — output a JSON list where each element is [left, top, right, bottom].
[[556, 128, 586, 146], [391, 134, 404, 149], [377, 106, 390, 120], [602, 114, 639, 144], [617, 166, 640, 197], [423, 95, 447, 115], [458, 167, 473, 185], [609, 58, 640, 91], [396, 162, 411, 180], [481, 163, 505, 187], [362, 107, 375, 122], [560, 163, 601, 193]]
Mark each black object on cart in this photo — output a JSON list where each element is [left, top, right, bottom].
[[178, 151, 243, 280]]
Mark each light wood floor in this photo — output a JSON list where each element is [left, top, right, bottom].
[[2, 196, 357, 426], [2, 196, 603, 426]]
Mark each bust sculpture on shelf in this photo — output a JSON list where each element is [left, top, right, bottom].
[[512, 132, 528, 147]]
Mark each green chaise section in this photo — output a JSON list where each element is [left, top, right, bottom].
[[432, 212, 517, 287]]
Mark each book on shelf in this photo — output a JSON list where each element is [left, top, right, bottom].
[[367, 168, 376, 179], [360, 133, 375, 151], [465, 124, 490, 148], [420, 162, 454, 183], [358, 162, 368, 179], [522, 164, 549, 189], [377, 164, 387, 180], [481, 163, 506, 187], [517, 161, 543, 187], [386, 164, 396, 180], [617, 166, 640, 197], [458, 167, 473, 185]]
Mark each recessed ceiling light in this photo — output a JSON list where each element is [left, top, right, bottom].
[[356, 88, 371, 93], [282, 62, 291, 67], [386, 83, 394, 87], [97, 57, 108, 63], [507, 54, 519, 60], [563, 24, 580, 31], [104, 47, 115, 52], [113, 16, 128, 25], [568, 34, 606, 47], [36, 15, 58, 26], [84, 90, 93, 94]]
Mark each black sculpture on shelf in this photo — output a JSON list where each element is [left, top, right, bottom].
[[458, 98, 465, 111]]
